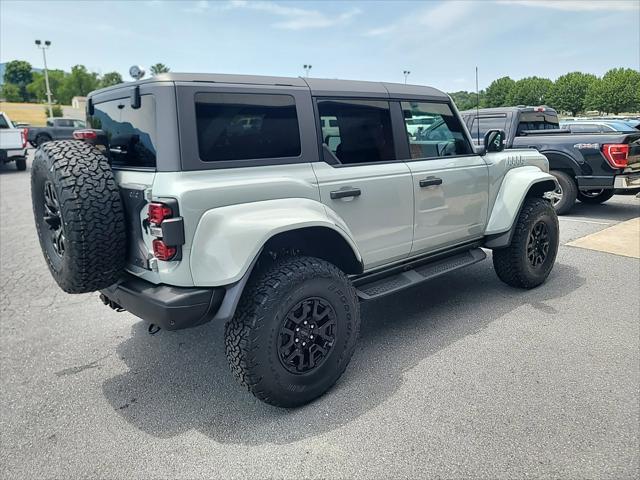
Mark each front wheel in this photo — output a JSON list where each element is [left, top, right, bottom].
[[492, 197, 559, 289], [225, 256, 360, 407], [577, 189, 615, 204]]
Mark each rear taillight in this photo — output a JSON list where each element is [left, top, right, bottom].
[[72, 129, 97, 140], [152, 239, 177, 261], [21, 128, 28, 148], [147, 202, 178, 261], [602, 143, 629, 169], [147, 202, 173, 225]]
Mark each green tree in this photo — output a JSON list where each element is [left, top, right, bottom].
[[1, 83, 22, 102], [547, 72, 597, 115], [586, 68, 640, 114], [26, 69, 66, 103], [100, 71, 123, 88], [57, 65, 99, 104], [150, 63, 170, 75], [47, 104, 63, 117], [448, 90, 486, 111], [485, 76, 515, 107], [507, 76, 553, 106], [3, 60, 33, 101]]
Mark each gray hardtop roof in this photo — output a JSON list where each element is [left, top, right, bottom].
[[89, 72, 449, 100], [460, 106, 558, 115]]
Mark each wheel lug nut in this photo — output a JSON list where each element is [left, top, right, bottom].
[[296, 328, 300, 332], [303, 321, 308, 325], [310, 335, 314, 339], [302, 342, 306, 346], [295, 338, 299, 343], [310, 325, 314, 329]]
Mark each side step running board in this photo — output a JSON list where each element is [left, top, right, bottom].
[[355, 248, 486, 301]]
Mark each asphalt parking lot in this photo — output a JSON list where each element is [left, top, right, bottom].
[[1, 153, 639, 479]]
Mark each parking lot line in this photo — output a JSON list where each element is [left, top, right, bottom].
[[565, 217, 640, 258], [559, 217, 613, 226]]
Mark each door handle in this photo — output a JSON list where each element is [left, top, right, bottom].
[[330, 187, 362, 200], [419, 177, 443, 188]]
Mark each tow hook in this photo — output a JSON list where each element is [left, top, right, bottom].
[[148, 324, 161, 335], [99, 293, 125, 312]]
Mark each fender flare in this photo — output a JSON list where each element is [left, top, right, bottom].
[[541, 149, 582, 176], [484, 166, 557, 248], [190, 197, 362, 287]]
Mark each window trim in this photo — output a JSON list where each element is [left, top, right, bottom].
[[398, 99, 476, 162], [176, 84, 315, 171], [313, 96, 406, 168]]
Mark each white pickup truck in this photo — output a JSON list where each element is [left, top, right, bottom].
[[0, 112, 27, 171]]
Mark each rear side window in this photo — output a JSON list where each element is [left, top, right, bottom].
[[88, 95, 157, 168], [566, 123, 602, 133], [195, 93, 301, 162], [470, 115, 507, 141], [402, 101, 472, 158], [0, 116, 9, 129], [318, 99, 395, 165]]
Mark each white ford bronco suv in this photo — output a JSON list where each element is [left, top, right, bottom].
[[31, 73, 559, 407]]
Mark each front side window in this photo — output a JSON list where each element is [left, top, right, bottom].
[[318, 99, 395, 165], [195, 93, 301, 162], [402, 101, 472, 158], [88, 95, 157, 168]]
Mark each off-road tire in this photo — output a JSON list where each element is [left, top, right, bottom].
[[577, 189, 615, 204], [549, 170, 577, 215], [36, 134, 51, 147], [225, 256, 360, 408], [492, 197, 559, 289], [31, 140, 126, 293], [15, 156, 26, 171]]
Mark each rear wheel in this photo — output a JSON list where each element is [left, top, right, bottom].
[[225, 256, 360, 407], [545, 170, 577, 215], [492, 197, 559, 289], [15, 156, 26, 171], [577, 189, 615, 204], [31, 140, 126, 293]]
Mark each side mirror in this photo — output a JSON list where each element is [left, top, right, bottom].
[[484, 129, 506, 153]]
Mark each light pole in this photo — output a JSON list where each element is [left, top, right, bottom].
[[303, 64, 312, 78], [35, 40, 53, 118], [403, 70, 411, 84]]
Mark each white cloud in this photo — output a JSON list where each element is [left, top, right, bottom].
[[498, 0, 639, 11], [213, 0, 361, 30]]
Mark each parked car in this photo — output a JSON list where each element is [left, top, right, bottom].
[[461, 106, 640, 214], [559, 120, 638, 134], [27, 117, 87, 147], [0, 112, 28, 171], [31, 73, 559, 407]]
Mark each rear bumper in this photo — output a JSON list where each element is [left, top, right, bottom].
[[0, 148, 26, 161], [100, 273, 225, 331], [614, 173, 640, 189]]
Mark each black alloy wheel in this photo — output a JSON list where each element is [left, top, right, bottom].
[[278, 297, 337, 374]]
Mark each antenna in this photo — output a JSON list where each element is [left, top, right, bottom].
[[476, 66, 480, 145]]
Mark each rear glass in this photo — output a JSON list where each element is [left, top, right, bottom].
[[88, 95, 157, 168], [470, 115, 507, 141], [516, 112, 559, 135], [195, 92, 301, 162]]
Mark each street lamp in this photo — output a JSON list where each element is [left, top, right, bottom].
[[403, 70, 411, 84], [35, 40, 53, 118], [303, 64, 312, 78]]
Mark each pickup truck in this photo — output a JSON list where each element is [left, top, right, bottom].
[[0, 112, 27, 171], [27, 117, 87, 148], [460, 106, 640, 214]]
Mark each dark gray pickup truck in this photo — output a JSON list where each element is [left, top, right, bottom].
[[27, 117, 87, 147], [461, 106, 640, 213]]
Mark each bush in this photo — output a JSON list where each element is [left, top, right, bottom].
[[45, 104, 63, 118]]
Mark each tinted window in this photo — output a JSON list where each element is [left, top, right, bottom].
[[0, 116, 9, 129], [402, 101, 472, 158], [470, 115, 507, 141], [56, 119, 74, 127], [318, 99, 394, 165], [89, 95, 157, 168], [73, 119, 86, 128], [195, 93, 300, 162], [567, 123, 602, 133]]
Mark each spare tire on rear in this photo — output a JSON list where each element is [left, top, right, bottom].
[[31, 140, 126, 293]]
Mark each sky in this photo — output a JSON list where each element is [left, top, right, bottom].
[[1, 0, 639, 92]]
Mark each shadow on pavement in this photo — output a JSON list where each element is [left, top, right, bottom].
[[567, 197, 640, 222], [103, 259, 584, 445]]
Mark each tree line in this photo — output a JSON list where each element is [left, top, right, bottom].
[[449, 68, 640, 115], [1, 60, 170, 106]]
